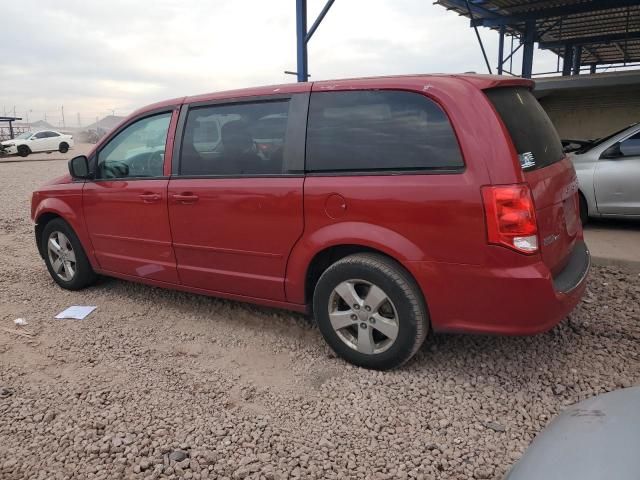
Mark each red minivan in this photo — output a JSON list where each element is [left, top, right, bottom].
[[31, 74, 589, 369]]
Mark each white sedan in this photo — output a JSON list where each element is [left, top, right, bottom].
[[1, 130, 74, 157]]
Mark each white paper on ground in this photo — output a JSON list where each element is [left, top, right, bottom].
[[55, 306, 97, 320]]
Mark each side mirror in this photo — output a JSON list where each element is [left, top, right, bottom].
[[68, 155, 90, 179]]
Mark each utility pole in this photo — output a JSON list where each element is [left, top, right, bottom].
[[25, 110, 30, 126], [13, 106, 16, 118], [77, 113, 81, 127], [61, 105, 66, 129], [44, 112, 47, 123], [293, 0, 335, 82]]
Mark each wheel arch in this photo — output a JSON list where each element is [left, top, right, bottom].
[[285, 222, 427, 306], [304, 244, 384, 307], [35, 211, 63, 258], [33, 198, 98, 269], [303, 244, 429, 319]]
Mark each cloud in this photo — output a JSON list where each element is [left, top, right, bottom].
[[0, 0, 559, 126]]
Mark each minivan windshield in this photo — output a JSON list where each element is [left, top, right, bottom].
[[485, 87, 564, 171]]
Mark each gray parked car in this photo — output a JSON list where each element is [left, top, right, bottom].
[[504, 387, 640, 480], [570, 123, 640, 223]]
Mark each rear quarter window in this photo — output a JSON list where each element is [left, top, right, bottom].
[[485, 87, 564, 171], [306, 90, 464, 173]]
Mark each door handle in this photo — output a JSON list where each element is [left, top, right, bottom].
[[171, 193, 199, 204], [139, 192, 161, 203]]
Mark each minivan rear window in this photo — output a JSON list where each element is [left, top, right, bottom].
[[306, 90, 464, 173], [485, 87, 564, 171]]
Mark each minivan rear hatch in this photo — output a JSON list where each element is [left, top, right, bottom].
[[486, 87, 580, 275]]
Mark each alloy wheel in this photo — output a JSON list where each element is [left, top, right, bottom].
[[328, 279, 399, 355], [47, 231, 76, 282]]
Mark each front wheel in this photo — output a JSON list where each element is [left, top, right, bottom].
[[59, 142, 69, 153], [313, 253, 429, 370], [17, 145, 30, 157], [42, 218, 96, 290]]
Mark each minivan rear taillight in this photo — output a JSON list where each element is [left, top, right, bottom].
[[481, 184, 538, 254]]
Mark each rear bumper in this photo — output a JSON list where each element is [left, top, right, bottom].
[[408, 241, 590, 335], [552, 240, 590, 293]]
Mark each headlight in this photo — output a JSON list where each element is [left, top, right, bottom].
[[4, 143, 15, 147]]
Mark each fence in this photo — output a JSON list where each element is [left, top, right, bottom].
[[0, 125, 30, 142]]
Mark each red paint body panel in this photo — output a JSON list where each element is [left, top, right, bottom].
[[83, 179, 178, 283], [31, 183, 99, 270], [284, 172, 490, 304], [407, 254, 586, 335], [186, 82, 310, 104], [96, 268, 308, 313], [167, 177, 304, 300], [524, 157, 582, 275], [162, 107, 181, 177], [31, 74, 588, 338]]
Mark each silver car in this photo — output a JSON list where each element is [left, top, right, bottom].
[[570, 123, 640, 223], [504, 387, 640, 479]]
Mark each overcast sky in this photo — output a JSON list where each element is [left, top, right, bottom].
[[1, 0, 558, 127]]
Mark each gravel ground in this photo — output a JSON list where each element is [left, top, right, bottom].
[[1, 160, 639, 480]]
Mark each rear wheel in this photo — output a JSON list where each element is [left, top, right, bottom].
[[579, 193, 588, 225], [59, 142, 69, 153], [42, 218, 96, 290], [17, 145, 30, 157], [313, 253, 429, 370]]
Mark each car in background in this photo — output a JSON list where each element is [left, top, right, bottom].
[[570, 123, 640, 223], [504, 387, 640, 479], [1, 130, 74, 157]]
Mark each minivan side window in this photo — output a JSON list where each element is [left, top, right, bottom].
[[97, 113, 171, 179], [180, 100, 290, 176], [306, 90, 464, 173]]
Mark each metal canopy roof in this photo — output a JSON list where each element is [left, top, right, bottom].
[[436, 0, 640, 66]]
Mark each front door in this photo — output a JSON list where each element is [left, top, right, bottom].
[[167, 95, 307, 301], [595, 131, 640, 215], [83, 110, 180, 283]]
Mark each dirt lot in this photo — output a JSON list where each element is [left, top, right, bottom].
[[1, 160, 639, 480]]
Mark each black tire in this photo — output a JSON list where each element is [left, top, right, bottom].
[[313, 253, 429, 370], [17, 145, 30, 157], [579, 193, 588, 225], [41, 218, 96, 290], [59, 142, 69, 153]]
